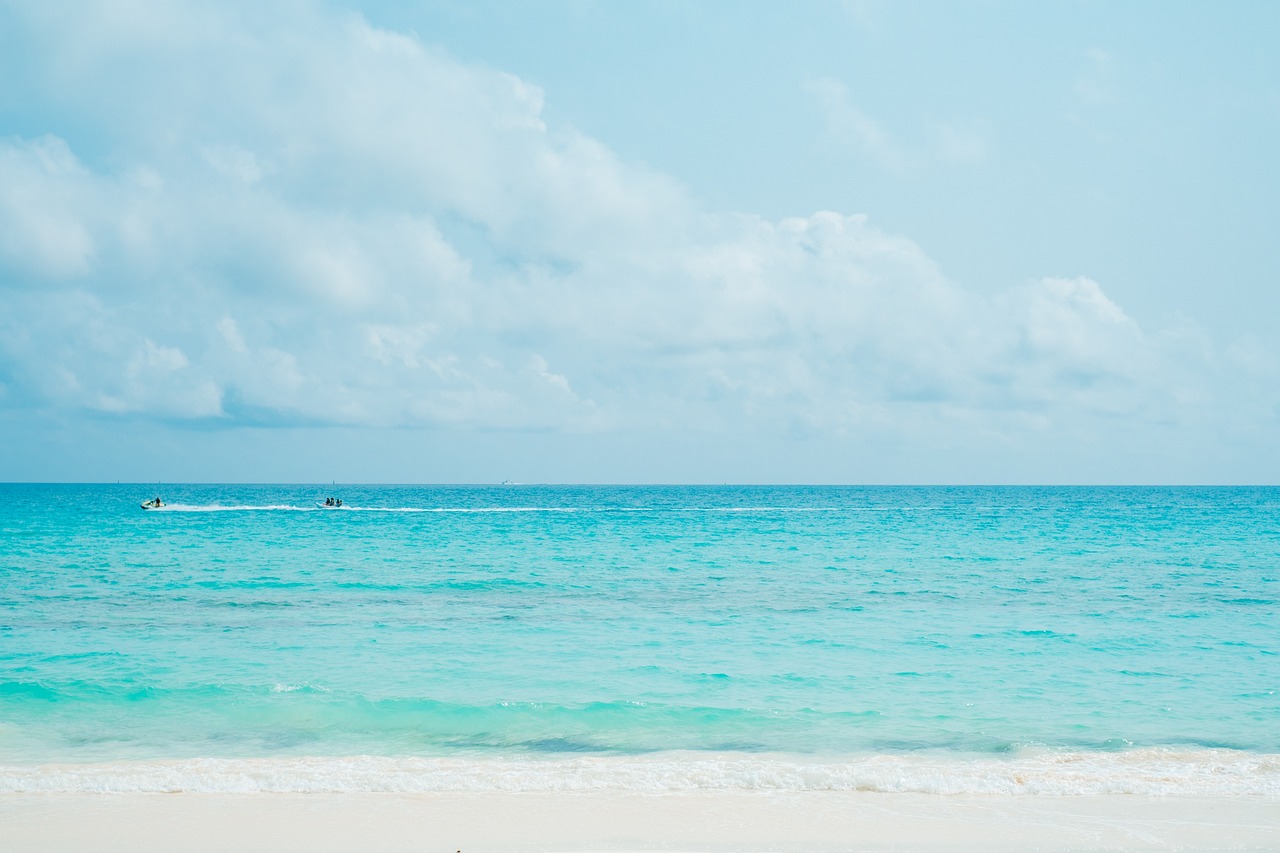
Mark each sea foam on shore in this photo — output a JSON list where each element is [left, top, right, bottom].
[[4, 748, 1278, 796]]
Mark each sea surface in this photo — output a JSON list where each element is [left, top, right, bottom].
[[1, 484, 1278, 795]]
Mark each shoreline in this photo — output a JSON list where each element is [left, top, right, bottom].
[[4, 749, 1279, 797], [3, 790, 1278, 852]]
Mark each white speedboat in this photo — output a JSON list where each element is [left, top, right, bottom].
[[140, 498, 166, 510]]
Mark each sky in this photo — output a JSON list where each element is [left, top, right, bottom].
[[0, 0, 1277, 484]]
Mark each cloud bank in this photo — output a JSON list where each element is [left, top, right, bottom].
[[0, 3, 1273, 479]]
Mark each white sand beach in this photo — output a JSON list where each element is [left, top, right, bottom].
[[3, 791, 1277, 852]]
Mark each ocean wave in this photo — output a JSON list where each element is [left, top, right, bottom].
[[2, 749, 1277, 796], [0, 682, 885, 754]]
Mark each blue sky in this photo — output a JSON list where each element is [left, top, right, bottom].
[[1, 0, 1277, 483]]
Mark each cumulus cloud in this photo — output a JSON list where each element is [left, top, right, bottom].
[[0, 2, 1272, 466]]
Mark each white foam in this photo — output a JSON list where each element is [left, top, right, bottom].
[[149, 504, 586, 513], [2, 750, 1277, 796], [149, 504, 311, 512], [148, 504, 865, 514]]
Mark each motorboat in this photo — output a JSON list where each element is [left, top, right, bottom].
[[140, 498, 166, 510]]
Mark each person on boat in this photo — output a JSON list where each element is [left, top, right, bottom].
[[325, 497, 333, 506], [335, 498, 342, 507], [152, 497, 162, 506]]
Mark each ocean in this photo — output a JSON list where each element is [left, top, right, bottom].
[[1, 484, 1277, 795]]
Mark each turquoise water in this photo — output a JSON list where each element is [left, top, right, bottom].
[[2, 484, 1278, 793]]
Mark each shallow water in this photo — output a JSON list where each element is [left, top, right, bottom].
[[2, 484, 1277, 793]]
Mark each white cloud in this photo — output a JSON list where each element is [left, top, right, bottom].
[[202, 145, 268, 186], [1074, 48, 1115, 105], [808, 77, 990, 170], [805, 77, 905, 170], [0, 2, 1272, 469], [0, 136, 98, 278], [933, 121, 988, 164]]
